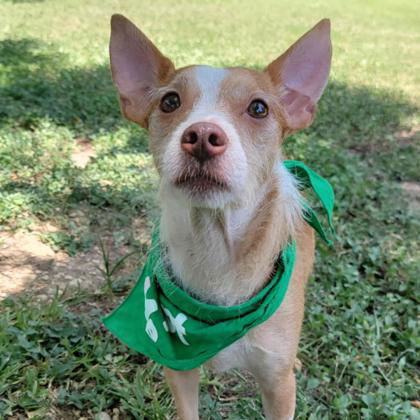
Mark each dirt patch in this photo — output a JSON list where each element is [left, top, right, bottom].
[[347, 125, 420, 156], [0, 228, 59, 298], [0, 217, 150, 302], [401, 181, 420, 211], [396, 125, 420, 143], [0, 230, 102, 301], [71, 137, 97, 168]]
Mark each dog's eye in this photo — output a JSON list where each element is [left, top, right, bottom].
[[247, 99, 269, 118], [160, 92, 181, 113]]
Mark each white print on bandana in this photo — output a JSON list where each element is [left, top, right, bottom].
[[143, 276, 190, 346], [144, 276, 159, 342], [162, 307, 190, 346]]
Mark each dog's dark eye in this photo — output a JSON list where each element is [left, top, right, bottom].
[[160, 92, 181, 113], [247, 99, 269, 118]]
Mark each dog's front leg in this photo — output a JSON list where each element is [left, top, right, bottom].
[[256, 368, 296, 420], [164, 367, 200, 420]]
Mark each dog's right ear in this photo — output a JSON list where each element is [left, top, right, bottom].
[[109, 14, 174, 127]]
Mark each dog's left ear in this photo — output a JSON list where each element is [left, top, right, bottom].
[[266, 19, 332, 133], [109, 14, 175, 127]]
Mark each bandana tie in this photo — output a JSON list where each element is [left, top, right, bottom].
[[103, 160, 335, 370]]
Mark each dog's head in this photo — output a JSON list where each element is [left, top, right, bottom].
[[109, 15, 331, 209]]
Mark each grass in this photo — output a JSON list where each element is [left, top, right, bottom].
[[0, 0, 419, 418]]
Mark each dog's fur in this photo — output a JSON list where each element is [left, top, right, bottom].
[[109, 14, 331, 419]]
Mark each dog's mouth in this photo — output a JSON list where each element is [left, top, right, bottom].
[[175, 171, 229, 194]]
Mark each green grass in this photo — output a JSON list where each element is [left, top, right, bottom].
[[0, 0, 419, 418]]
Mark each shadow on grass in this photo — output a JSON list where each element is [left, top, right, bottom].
[[0, 37, 154, 221], [0, 39, 121, 135], [1, 37, 418, 142]]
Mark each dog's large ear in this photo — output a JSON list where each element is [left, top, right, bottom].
[[266, 19, 331, 133], [109, 14, 174, 127]]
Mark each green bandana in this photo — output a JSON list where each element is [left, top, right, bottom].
[[103, 160, 335, 371]]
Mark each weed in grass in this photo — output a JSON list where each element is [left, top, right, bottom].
[[98, 238, 141, 295]]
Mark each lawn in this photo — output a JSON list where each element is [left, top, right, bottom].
[[0, 0, 419, 419]]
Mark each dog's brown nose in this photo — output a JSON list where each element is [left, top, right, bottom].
[[181, 122, 227, 162]]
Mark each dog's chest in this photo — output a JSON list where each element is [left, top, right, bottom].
[[207, 336, 252, 372], [206, 324, 289, 380], [160, 204, 266, 305]]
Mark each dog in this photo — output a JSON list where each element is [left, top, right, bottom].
[[108, 14, 332, 419]]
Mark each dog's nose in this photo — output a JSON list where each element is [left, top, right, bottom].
[[181, 122, 227, 162]]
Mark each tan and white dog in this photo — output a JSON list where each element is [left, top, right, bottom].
[[109, 14, 332, 419]]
